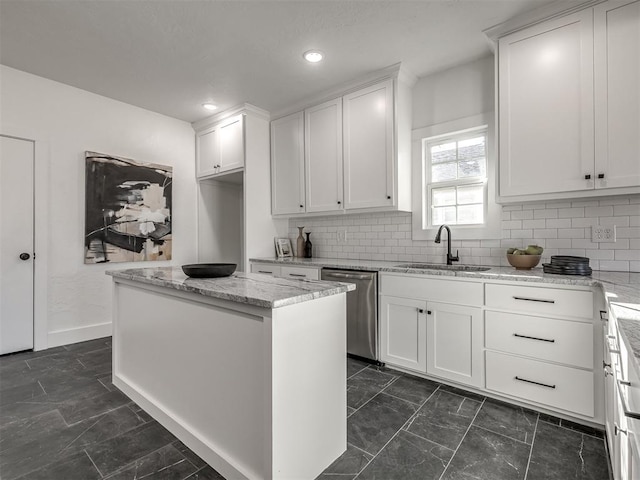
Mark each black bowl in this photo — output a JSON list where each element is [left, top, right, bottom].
[[181, 263, 237, 278]]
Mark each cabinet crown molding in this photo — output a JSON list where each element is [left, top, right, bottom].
[[192, 102, 270, 133]]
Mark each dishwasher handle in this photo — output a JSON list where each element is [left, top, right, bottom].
[[322, 272, 373, 281]]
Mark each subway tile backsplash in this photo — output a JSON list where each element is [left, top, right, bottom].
[[288, 194, 640, 272]]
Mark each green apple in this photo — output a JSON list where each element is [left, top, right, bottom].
[[507, 247, 517, 254], [525, 244, 544, 255]]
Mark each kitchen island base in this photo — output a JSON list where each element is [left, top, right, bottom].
[[112, 278, 347, 480]]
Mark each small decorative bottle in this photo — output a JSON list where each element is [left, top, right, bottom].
[[296, 226, 305, 258], [304, 232, 313, 258]]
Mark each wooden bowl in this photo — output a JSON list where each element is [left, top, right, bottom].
[[182, 263, 237, 278], [506, 254, 541, 270]]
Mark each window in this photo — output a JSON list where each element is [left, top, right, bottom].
[[425, 129, 488, 227], [411, 113, 500, 241]]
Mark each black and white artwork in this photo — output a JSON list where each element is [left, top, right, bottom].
[[84, 151, 172, 264]]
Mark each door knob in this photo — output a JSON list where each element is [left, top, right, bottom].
[[19, 252, 30, 261]]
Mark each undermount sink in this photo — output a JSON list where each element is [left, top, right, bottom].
[[394, 263, 491, 272]]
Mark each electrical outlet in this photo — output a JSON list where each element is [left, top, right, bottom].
[[592, 225, 616, 243], [337, 230, 347, 243]]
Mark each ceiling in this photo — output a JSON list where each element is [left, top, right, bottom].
[[0, 0, 579, 123]]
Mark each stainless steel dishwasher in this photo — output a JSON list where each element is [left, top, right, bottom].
[[321, 268, 378, 362]]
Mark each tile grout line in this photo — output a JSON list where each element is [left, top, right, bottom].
[[347, 369, 402, 417], [352, 385, 442, 479], [84, 449, 105, 478], [437, 396, 486, 480], [472, 423, 534, 447], [523, 414, 540, 480]]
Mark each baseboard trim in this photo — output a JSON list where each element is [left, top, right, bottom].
[[47, 322, 112, 348]]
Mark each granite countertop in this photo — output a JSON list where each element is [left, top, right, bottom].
[[107, 267, 355, 309], [251, 257, 639, 303]]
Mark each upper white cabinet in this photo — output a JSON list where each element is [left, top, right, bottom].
[[270, 67, 414, 216], [594, 0, 640, 189], [343, 79, 394, 210], [497, 0, 640, 201], [270, 112, 305, 215], [498, 10, 594, 197], [196, 114, 245, 178], [305, 98, 343, 213]]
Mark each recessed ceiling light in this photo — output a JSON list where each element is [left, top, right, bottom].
[[202, 103, 218, 111], [303, 50, 324, 63]]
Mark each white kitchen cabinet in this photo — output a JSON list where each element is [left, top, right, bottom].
[[249, 262, 320, 281], [343, 79, 394, 210], [271, 112, 305, 215], [196, 114, 244, 179], [270, 67, 414, 216], [497, 0, 640, 201], [498, 9, 594, 197], [305, 98, 343, 213], [379, 295, 427, 372], [484, 282, 597, 419], [426, 302, 483, 388], [594, 0, 640, 189]]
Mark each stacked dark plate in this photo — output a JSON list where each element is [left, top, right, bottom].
[[542, 256, 592, 276]]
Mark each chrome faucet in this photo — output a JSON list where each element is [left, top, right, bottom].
[[434, 225, 459, 265]]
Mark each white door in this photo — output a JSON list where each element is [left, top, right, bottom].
[[219, 114, 244, 173], [379, 295, 427, 373], [305, 98, 343, 213], [0, 135, 34, 354], [343, 79, 394, 210], [271, 112, 305, 215], [426, 302, 483, 388], [498, 9, 595, 196], [594, 0, 640, 189]]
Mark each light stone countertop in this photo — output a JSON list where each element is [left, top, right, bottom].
[[107, 267, 355, 309]]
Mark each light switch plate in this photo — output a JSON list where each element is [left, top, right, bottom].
[[592, 225, 616, 242]]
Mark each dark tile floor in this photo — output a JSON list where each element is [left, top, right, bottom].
[[0, 339, 610, 480], [320, 357, 611, 480], [0, 337, 223, 479]]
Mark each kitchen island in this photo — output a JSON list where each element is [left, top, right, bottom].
[[107, 267, 355, 480]]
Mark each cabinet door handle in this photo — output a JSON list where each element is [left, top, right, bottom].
[[288, 273, 306, 277], [418, 308, 424, 313], [513, 296, 555, 304], [299, 204, 304, 208], [514, 376, 556, 389], [598, 173, 605, 179], [513, 333, 555, 343], [337, 201, 341, 205], [386, 195, 391, 199], [615, 423, 628, 436], [584, 174, 591, 180], [616, 380, 640, 420]]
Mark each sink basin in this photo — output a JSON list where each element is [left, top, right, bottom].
[[394, 263, 491, 272]]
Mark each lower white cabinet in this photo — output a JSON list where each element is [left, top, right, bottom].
[[426, 302, 483, 388], [379, 296, 427, 372], [249, 262, 320, 281]]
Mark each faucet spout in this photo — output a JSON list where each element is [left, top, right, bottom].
[[434, 225, 459, 265]]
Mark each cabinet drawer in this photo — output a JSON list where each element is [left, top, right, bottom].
[[380, 274, 483, 306], [485, 283, 593, 319], [485, 311, 593, 369], [250, 264, 281, 276], [486, 351, 594, 417], [280, 266, 320, 280]]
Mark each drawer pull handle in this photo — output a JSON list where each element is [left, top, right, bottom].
[[616, 380, 640, 420], [513, 333, 555, 343], [288, 273, 306, 277], [258, 270, 272, 274], [513, 296, 555, 304], [514, 376, 556, 389]]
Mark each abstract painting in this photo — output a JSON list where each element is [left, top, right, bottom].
[[84, 151, 172, 264]]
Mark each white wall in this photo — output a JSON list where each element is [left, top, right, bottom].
[[0, 65, 197, 349], [412, 56, 494, 129]]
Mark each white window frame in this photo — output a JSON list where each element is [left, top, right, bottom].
[[425, 128, 488, 227], [412, 112, 501, 240]]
